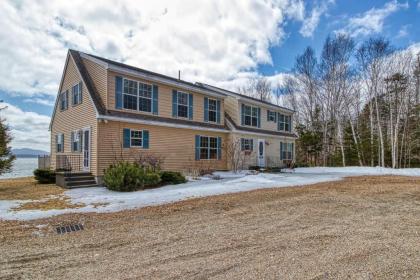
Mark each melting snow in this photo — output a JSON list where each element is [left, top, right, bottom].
[[1, 167, 419, 220]]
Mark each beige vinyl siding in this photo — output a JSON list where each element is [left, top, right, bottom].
[[237, 101, 293, 132], [225, 96, 240, 123], [50, 56, 98, 176], [81, 57, 108, 107], [106, 71, 224, 125], [229, 133, 295, 169], [97, 120, 227, 175]]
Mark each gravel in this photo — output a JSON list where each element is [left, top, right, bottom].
[[1, 175, 420, 279]]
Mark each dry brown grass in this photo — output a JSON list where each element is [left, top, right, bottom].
[[12, 197, 85, 211], [1, 175, 420, 279], [0, 177, 63, 200]]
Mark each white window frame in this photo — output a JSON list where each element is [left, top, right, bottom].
[[72, 82, 82, 105], [268, 110, 276, 122], [208, 98, 217, 123], [72, 130, 81, 152], [56, 133, 64, 153], [241, 138, 253, 151], [281, 142, 293, 160], [60, 91, 68, 111], [244, 105, 259, 127], [199, 136, 218, 160], [278, 114, 291, 132], [177, 91, 189, 118], [130, 129, 143, 147], [138, 81, 153, 112], [122, 78, 139, 111], [122, 78, 153, 113]]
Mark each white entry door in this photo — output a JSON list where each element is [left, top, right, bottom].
[[257, 139, 265, 168], [82, 128, 90, 171]]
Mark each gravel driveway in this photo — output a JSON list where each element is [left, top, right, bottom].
[[1, 175, 420, 279]]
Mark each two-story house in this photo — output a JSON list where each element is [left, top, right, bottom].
[[50, 49, 296, 186]]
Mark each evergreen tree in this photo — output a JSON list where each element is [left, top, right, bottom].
[[0, 118, 15, 175]]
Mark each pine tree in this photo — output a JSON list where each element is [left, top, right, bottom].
[[0, 118, 15, 175]]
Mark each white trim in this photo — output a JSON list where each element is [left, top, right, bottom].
[[82, 127, 91, 171], [98, 115, 230, 133], [122, 77, 153, 113], [175, 90, 189, 119], [207, 97, 218, 123], [225, 116, 295, 139], [80, 53, 109, 68], [129, 129, 143, 148]]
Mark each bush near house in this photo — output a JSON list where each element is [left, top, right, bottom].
[[160, 171, 187, 185], [33, 169, 56, 184], [103, 162, 161, 192]]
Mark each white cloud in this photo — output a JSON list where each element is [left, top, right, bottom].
[[23, 97, 55, 107], [396, 24, 410, 38], [0, 0, 308, 149], [1, 103, 51, 151], [336, 0, 408, 37], [0, 0, 305, 98], [299, 0, 335, 38]]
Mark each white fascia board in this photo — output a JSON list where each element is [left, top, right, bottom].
[[98, 115, 230, 133], [225, 117, 295, 139], [107, 65, 226, 99], [80, 53, 109, 69]]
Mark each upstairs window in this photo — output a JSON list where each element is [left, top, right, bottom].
[[56, 133, 64, 153], [177, 91, 189, 118], [243, 105, 259, 127], [267, 110, 277, 122], [241, 138, 254, 151], [138, 83, 152, 112], [123, 79, 138, 110], [122, 78, 153, 113], [60, 91, 68, 111], [130, 130, 143, 147], [72, 82, 82, 105], [278, 114, 292, 132], [208, 99, 217, 122]]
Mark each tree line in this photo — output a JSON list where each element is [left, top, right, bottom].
[[238, 35, 420, 168]]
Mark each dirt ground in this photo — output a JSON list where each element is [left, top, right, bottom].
[[1, 176, 420, 279]]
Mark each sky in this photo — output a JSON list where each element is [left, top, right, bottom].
[[0, 0, 419, 151]]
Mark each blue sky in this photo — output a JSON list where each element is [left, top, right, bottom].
[[0, 0, 419, 150]]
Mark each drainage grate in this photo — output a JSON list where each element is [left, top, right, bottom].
[[56, 224, 84, 234]]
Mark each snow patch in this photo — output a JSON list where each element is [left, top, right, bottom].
[[1, 167, 419, 221]]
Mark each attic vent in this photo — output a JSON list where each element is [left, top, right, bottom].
[[56, 224, 84, 234]]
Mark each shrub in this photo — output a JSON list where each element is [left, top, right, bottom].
[[103, 162, 161, 192], [34, 169, 56, 184], [143, 172, 161, 188], [160, 171, 187, 185]]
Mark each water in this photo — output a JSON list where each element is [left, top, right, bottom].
[[0, 158, 38, 179]]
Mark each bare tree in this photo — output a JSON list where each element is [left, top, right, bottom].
[[225, 138, 252, 173], [238, 77, 272, 102]]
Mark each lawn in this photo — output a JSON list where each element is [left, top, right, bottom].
[[1, 175, 420, 279]]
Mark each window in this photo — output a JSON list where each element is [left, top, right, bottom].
[[208, 99, 217, 122], [241, 138, 253, 151], [280, 142, 294, 160], [267, 110, 276, 122], [243, 105, 259, 127], [200, 136, 218, 160], [71, 131, 81, 152], [60, 91, 68, 111], [56, 133, 64, 153], [72, 82, 82, 105], [278, 114, 291, 131], [177, 91, 189, 118], [138, 82, 152, 112], [130, 130, 143, 147], [123, 79, 138, 110]]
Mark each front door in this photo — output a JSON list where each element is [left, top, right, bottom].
[[257, 139, 265, 168], [82, 128, 90, 171]]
